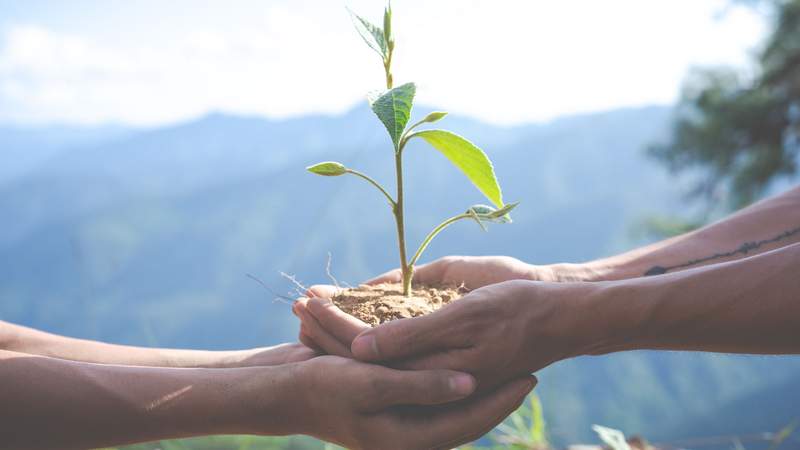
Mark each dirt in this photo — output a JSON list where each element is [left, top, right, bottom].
[[331, 282, 468, 326]]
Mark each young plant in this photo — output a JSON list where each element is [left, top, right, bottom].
[[307, 3, 517, 296]]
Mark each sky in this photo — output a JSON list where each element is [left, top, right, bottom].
[[0, 0, 767, 127]]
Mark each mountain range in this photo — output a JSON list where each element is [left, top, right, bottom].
[[1, 104, 798, 446]]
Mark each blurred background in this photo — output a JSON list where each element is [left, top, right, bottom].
[[1, 0, 799, 448]]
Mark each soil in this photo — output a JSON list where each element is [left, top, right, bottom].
[[331, 282, 468, 326]]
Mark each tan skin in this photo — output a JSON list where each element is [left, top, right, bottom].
[[0, 325, 536, 449], [297, 186, 800, 390]]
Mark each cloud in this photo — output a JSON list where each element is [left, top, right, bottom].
[[0, 0, 766, 126]]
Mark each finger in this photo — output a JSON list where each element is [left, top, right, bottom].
[[351, 306, 461, 362], [298, 330, 323, 353], [291, 298, 307, 317], [298, 308, 353, 357], [281, 343, 320, 363], [307, 297, 370, 346], [367, 368, 478, 409], [306, 284, 340, 299], [389, 348, 472, 372], [411, 375, 537, 450]]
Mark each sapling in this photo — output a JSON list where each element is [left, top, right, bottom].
[[307, 2, 517, 298]]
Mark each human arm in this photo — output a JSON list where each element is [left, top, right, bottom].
[[0, 320, 314, 368], [0, 348, 535, 450], [301, 243, 800, 390], [362, 185, 800, 287], [577, 184, 800, 280]]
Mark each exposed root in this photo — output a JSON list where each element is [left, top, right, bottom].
[[325, 252, 341, 289], [280, 272, 309, 298], [246, 273, 294, 304]]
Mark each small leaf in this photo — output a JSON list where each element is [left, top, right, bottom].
[[410, 129, 504, 207], [383, 4, 392, 45], [466, 202, 518, 224], [467, 207, 488, 232], [347, 8, 387, 59], [307, 161, 347, 176], [421, 111, 448, 124], [369, 82, 416, 150], [467, 205, 495, 215]]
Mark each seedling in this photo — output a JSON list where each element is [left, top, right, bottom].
[[307, 2, 517, 297]]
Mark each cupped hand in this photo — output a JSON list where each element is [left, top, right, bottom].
[[293, 255, 554, 355], [298, 280, 600, 390], [292, 355, 537, 450]]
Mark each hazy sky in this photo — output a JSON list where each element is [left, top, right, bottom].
[[0, 0, 766, 126]]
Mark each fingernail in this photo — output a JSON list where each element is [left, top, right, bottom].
[[352, 334, 379, 360], [449, 374, 476, 397], [291, 302, 300, 316]]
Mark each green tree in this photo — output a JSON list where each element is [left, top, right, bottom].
[[651, 0, 800, 211]]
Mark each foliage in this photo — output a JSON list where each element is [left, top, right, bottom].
[[650, 0, 800, 210], [592, 425, 631, 450], [307, 2, 516, 295], [484, 393, 549, 449]]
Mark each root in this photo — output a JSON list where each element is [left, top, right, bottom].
[[246, 273, 294, 305], [325, 252, 341, 289], [280, 272, 309, 298]]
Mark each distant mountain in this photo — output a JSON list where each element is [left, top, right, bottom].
[[0, 123, 134, 186], [1, 105, 798, 444]]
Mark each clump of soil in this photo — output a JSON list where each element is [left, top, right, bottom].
[[331, 282, 467, 326]]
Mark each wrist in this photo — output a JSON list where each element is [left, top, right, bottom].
[[209, 349, 257, 368], [193, 364, 304, 437], [544, 262, 608, 282], [572, 278, 656, 356], [238, 363, 306, 436]]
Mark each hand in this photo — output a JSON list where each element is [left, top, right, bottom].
[[367, 255, 559, 289], [293, 255, 551, 355], [289, 355, 537, 450], [299, 280, 600, 390], [293, 255, 589, 358]]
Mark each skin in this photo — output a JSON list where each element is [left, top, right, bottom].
[[297, 186, 800, 390], [0, 337, 536, 449], [0, 320, 316, 368]]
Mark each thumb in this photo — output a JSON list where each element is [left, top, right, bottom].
[[351, 309, 451, 362]]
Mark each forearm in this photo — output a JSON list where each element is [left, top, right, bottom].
[[586, 242, 800, 355], [0, 350, 298, 449], [567, 185, 800, 281], [0, 321, 269, 368]]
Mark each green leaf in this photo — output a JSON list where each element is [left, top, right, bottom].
[[420, 111, 447, 124], [410, 129, 504, 207], [383, 4, 392, 45], [369, 82, 416, 150], [466, 202, 518, 223], [407, 111, 448, 132], [307, 161, 347, 176], [347, 8, 387, 59]]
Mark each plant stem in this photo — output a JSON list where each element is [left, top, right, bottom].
[[383, 46, 393, 89], [345, 169, 395, 207], [393, 151, 412, 296], [408, 213, 472, 268]]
